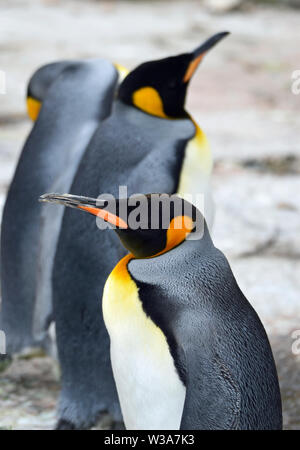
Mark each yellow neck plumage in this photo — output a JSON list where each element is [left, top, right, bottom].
[[114, 63, 130, 83], [27, 96, 41, 121]]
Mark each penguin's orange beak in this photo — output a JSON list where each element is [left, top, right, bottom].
[[183, 31, 230, 83], [77, 205, 128, 229], [39, 193, 128, 229]]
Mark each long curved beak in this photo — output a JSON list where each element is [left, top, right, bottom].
[[183, 31, 230, 83], [39, 193, 128, 229]]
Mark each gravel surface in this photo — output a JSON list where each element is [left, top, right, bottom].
[[0, 0, 299, 430]]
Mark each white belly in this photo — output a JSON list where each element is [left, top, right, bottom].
[[103, 256, 186, 430], [110, 326, 186, 430]]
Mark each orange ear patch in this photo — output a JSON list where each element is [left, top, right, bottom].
[[132, 86, 168, 119], [165, 215, 194, 252]]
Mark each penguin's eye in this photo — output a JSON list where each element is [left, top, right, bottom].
[[167, 80, 177, 90]]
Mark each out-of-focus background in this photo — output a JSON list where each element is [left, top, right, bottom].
[[0, 0, 299, 430]]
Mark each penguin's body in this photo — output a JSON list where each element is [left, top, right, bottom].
[[53, 102, 195, 426], [0, 59, 118, 353], [52, 33, 229, 428], [105, 240, 282, 430], [42, 193, 282, 430]]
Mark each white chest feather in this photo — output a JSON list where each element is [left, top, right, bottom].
[[177, 124, 214, 230], [110, 326, 186, 430], [103, 255, 186, 430]]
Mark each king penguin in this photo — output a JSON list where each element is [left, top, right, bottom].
[[51, 33, 229, 429], [0, 58, 120, 354], [41, 191, 282, 430]]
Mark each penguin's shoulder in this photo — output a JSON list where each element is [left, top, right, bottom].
[[127, 237, 237, 311], [128, 239, 268, 346]]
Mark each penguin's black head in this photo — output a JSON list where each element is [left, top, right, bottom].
[[27, 61, 71, 121], [118, 32, 229, 119], [40, 192, 205, 258]]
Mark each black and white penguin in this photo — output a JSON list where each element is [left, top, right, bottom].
[[41, 192, 282, 430]]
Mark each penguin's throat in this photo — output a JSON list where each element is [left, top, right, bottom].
[[123, 216, 194, 260]]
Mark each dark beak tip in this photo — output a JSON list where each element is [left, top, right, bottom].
[[211, 31, 231, 41], [193, 31, 230, 58]]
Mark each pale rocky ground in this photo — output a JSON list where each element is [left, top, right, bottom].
[[0, 0, 299, 430]]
